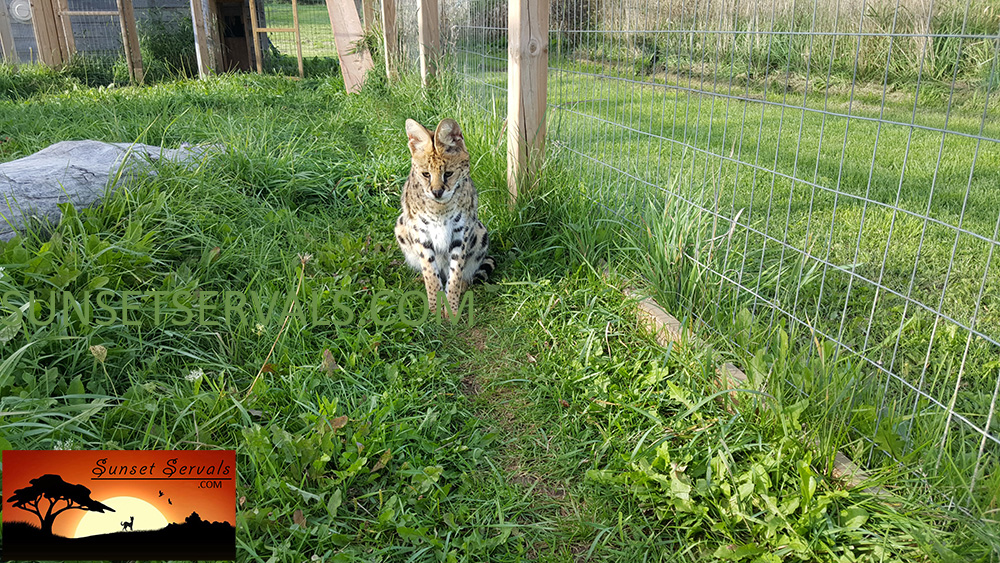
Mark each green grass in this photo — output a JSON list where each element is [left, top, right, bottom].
[[455, 47, 1000, 512], [253, 3, 348, 77], [545, 0, 1000, 90], [263, 3, 339, 59], [0, 64, 997, 562]]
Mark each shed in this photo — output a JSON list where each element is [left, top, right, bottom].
[[190, 0, 268, 74]]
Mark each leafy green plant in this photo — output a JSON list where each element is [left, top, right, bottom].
[[137, 10, 198, 81]]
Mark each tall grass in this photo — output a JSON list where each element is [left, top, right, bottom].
[[584, 0, 1000, 86], [548, 0, 1000, 89]]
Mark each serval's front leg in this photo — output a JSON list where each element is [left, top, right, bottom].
[[417, 240, 445, 316], [396, 217, 442, 314], [444, 234, 470, 319]]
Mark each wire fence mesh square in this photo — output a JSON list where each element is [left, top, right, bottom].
[[432, 0, 1000, 510]]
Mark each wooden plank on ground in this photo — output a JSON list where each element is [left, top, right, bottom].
[[325, 0, 374, 93], [629, 290, 889, 497], [633, 293, 690, 346], [506, 0, 548, 203], [380, 0, 397, 79], [116, 0, 144, 84], [0, 0, 18, 66]]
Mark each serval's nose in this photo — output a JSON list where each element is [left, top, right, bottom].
[[433, 188, 445, 199]]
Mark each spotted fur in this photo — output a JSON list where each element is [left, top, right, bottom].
[[395, 118, 494, 317]]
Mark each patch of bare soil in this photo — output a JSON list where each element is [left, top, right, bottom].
[[508, 472, 567, 500], [460, 373, 482, 397], [463, 327, 488, 352]]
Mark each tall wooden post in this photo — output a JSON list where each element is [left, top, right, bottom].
[[325, 0, 374, 92], [54, 0, 74, 58], [507, 0, 548, 204], [248, 0, 263, 73], [381, 0, 397, 79], [362, 0, 374, 31], [29, 0, 69, 65], [0, 0, 18, 67], [417, 0, 438, 86], [190, 0, 214, 77], [292, 0, 303, 78], [116, 0, 143, 84]]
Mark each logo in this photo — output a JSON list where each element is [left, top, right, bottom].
[[2, 450, 236, 561], [1, 286, 476, 331]]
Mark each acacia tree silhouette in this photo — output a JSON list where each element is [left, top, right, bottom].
[[6, 474, 115, 536]]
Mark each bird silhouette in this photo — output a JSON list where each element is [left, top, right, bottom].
[[168, 498, 172, 505], [158, 490, 164, 497]]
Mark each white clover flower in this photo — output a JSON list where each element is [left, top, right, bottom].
[[186, 367, 204, 382]]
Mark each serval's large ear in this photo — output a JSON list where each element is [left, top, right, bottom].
[[434, 119, 467, 154], [405, 119, 433, 154]]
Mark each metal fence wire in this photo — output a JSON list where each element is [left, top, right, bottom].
[[396, 0, 422, 72], [440, 0, 1000, 511], [66, 0, 124, 61]]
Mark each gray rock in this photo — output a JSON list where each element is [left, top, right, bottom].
[[0, 140, 221, 241]]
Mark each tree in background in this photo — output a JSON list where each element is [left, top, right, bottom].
[[6, 474, 115, 536]]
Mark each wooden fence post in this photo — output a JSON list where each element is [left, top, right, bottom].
[[417, 0, 438, 86], [247, 0, 263, 73], [362, 0, 374, 31], [190, 0, 213, 77], [292, 0, 303, 78], [381, 0, 397, 79], [29, 0, 69, 65], [506, 0, 548, 204], [54, 0, 74, 59], [0, 0, 18, 67], [116, 0, 143, 84], [325, 0, 374, 92]]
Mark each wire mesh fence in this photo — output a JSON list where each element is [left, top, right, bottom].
[[451, 0, 507, 110], [66, 0, 123, 61], [4, 0, 124, 65], [395, 0, 422, 72], [442, 0, 1000, 511], [252, 0, 341, 76], [3, 0, 194, 82]]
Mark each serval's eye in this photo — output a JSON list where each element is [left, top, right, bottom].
[[443, 171, 453, 181], [421, 172, 430, 179]]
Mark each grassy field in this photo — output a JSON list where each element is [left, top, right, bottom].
[[262, 3, 339, 59], [0, 64, 998, 562], [456, 40, 1000, 511]]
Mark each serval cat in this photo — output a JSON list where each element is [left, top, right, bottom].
[[395, 118, 494, 317]]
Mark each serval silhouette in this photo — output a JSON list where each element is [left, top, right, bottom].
[[121, 516, 134, 531]]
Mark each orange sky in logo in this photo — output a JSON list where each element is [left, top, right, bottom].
[[2, 450, 235, 538]]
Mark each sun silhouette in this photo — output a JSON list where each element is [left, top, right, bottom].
[[74, 496, 169, 538]]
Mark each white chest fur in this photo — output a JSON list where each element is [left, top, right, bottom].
[[424, 212, 464, 260]]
